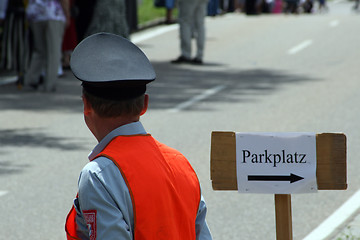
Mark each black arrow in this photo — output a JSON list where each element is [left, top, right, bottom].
[[248, 173, 304, 183]]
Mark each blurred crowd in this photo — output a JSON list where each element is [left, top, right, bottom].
[[209, 0, 328, 15], [0, 0, 354, 90], [0, 0, 138, 91]]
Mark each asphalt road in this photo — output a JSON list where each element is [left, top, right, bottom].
[[0, 1, 359, 239]]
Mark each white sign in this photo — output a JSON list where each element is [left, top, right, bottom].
[[235, 132, 318, 194]]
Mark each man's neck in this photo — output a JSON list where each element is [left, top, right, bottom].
[[94, 116, 139, 142]]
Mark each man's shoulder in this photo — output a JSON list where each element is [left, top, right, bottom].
[[81, 156, 118, 176]]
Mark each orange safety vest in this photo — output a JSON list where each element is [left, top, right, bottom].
[[66, 135, 201, 239]]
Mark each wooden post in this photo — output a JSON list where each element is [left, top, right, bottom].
[[275, 194, 292, 240]]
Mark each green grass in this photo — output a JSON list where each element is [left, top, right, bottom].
[[336, 226, 360, 240], [138, 0, 168, 24], [137, 0, 178, 25]]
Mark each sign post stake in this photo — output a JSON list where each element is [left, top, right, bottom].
[[275, 194, 292, 240]]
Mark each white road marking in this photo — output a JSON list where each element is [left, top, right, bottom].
[[132, 24, 178, 44], [287, 40, 313, 55], [0, 191, 8, 197], [0, 76, 18, 86], [303, 189, 360, 240], [168, 85, 226, 113], [329, 20, 340, 27]]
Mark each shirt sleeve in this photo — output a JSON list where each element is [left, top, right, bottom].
[[195, 195, 213, 240], [77, 159, 133, 240]]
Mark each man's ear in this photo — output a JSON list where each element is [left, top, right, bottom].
[[140, 94, 149, 116], [82, 95, 92, 116]]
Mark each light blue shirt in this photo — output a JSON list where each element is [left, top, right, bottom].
[[74, 121, 212, 239]]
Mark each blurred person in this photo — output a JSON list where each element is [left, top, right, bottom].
[[171, 0, 209, 65], [272, 0, 283, 13], [244, 0, 257, 14], [62, 0, 78, 69], [221, 0, 236, 12], [65, 32, 212, 240], [260, 0, 274, 13], [354, 0, 359, 10], [24, 0, 70, 92], [242, 0, 262, 14], [154, 0, 176, 24], [0, 0, 8, 21], [207, 0, 220, 16], [84, 0, 129, 39], [73, 0, 96, 41], [301, 0, 313, 13], [165, 1, 176, 24], [0, 0, 28, 78], [317, 0, 328, 12], [125, 0, 138, 31], [234, 0, 242, 11], [0, 0, 8, 70], [284, 0, 299, 13]]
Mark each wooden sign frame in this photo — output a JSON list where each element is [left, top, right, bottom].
[[211, 132, 347, 190], [210, 132, 347, 240]]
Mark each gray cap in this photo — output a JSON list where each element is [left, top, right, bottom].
[[70, 32, 156, 100]]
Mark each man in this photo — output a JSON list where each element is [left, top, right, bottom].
[[25, 0, 70, 92], [65, 32, 212, 239], [171, 0, 209, 65]]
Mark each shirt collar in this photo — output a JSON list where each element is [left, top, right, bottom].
[[88, 121, 147, 161]]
